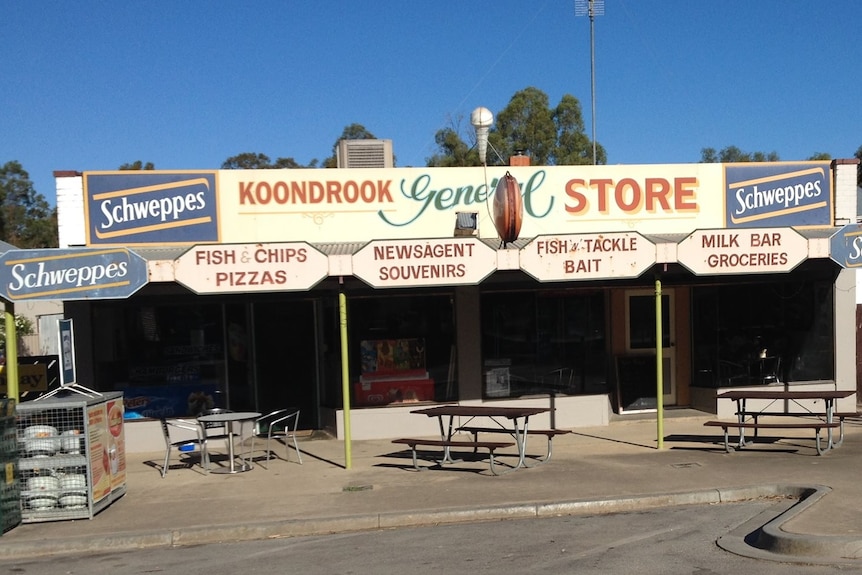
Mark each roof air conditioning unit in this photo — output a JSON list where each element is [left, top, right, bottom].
[[336, 139, 393, 168]]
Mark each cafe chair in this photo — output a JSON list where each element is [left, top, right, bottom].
[[252, 408, 303, 466], [198, 408, 234, 467], [159, 418, 208, 477], [758, 355, 781, 385]]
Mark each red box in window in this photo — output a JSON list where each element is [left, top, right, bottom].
[[354, 378, 435, 406]]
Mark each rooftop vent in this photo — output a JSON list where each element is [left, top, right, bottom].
[[337, 139, 394, 168]]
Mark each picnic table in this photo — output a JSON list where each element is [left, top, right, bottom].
[[705, 389, 855, 455], [393, 405, 566, 475]]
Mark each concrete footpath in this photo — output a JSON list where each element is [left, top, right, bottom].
[[2, 412, 862, 565]]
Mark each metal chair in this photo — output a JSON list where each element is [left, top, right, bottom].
[[159, 418, 208, 477], [758, 355, 782, 385], [252, 409, 302, 466]]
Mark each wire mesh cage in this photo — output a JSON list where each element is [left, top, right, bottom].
[[0, 398, 21, 533], [15, 392, 125, 522]]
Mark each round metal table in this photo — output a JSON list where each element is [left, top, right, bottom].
[[197, 411, 262, 474]]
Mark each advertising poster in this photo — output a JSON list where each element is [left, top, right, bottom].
[[106, 398, 126, 491], [87, 403, 111, 503], [59, 319, 76, 386]]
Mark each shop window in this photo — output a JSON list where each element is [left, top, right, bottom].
[[347, 294, 456, 406], [92, 302, 227, 419], [481, 290, 607, 398], [691, 279, 834, 387]]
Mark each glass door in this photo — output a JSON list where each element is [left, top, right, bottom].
[[625, 289, 676, 405]]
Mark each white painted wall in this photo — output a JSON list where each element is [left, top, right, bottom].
[[325, 394, 611, 441], [55, 173, 85, 248]]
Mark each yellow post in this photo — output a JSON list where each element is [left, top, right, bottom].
[[339, 290, 352, 469], [3, 302, 18, 402], [655, 280, 664, 449]]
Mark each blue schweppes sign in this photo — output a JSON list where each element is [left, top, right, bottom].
[[725, 162, 832, 228], [84, 172, 218, 245], [0, 248, 149, 300], [830, 224, 862, 268]]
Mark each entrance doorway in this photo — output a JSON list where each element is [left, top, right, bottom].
[[251, 300, 318, 430], [625, 289, 676, 406]]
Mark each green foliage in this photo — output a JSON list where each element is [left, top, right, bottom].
[[0, 314, 34, 337], [426, 87, 603, 167], [700, 146, 779, 163], [494, 87, 558, 165], [119, 161, 155, 170], [553, 94, 606, 165], [856, 145, 862, 187], [221, 153, 317, 169], [0, 314, 35, 357], [222, 152, 274, 169], [426, 118, 482, 167], [0, 313, 35, 351], [0, 161, 58, 248], [322, 124, 378, 168]]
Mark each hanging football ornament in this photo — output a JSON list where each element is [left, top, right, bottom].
[[492, 171, 523, 246]]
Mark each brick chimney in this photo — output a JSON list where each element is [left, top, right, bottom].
[[509, 152, 530, 166]]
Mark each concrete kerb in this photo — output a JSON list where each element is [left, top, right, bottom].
[[718, 484, 862, 565], [2, 483, 857, 562]]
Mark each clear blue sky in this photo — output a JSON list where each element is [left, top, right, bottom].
[[2, 1, 860, 206]]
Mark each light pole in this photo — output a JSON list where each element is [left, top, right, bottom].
[[575, 0, 604, 165]]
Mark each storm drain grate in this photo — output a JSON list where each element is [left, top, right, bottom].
[[670, 462, 702, 469]]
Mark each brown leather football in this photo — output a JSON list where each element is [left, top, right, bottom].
[[493, 171, 523, 244]]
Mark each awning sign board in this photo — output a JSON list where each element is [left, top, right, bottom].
[[829, 224, 862, 268], [0, 248, 149, 301], [519, 232, 656, 281], [174, 242, 328, 294], [677, 228, 807, 275], [352, 238, 497, 288]]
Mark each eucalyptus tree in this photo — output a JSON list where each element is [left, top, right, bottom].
[[427, 87, 602, 167], [700, 146, 780, 163], [119, 161, 155, 170], [0, 161, 57, 248], [221, 153, 317, 169], [322, 123, 378, 168]]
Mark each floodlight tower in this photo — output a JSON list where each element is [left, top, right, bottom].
[[575, 0, 604, 165]]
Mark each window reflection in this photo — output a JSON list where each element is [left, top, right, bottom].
[[481, 290, 607, 398], [692, 280, 834, 387]]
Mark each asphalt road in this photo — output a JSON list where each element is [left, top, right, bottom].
[[1, 501, 854, 574]]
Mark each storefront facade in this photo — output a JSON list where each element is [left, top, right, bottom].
[[36, 159, 859, 448]]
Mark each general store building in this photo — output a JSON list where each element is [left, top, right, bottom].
[[26, 154, 860, 451]]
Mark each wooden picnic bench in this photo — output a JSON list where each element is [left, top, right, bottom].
[[391, 437, 516, 475], [712, 389, 855, 454], [409, 405, 551, 471], [834, 412, 859, 447], [704, 420, 840, 455], [456, 426, 571, 466], [734, 410, 859, 446]]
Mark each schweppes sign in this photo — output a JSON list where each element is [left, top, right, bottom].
[[830, 223, 862, 268], [0, 248, 148, 300], [725, 162, 832, 228], [84, 172, 219, 245]]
